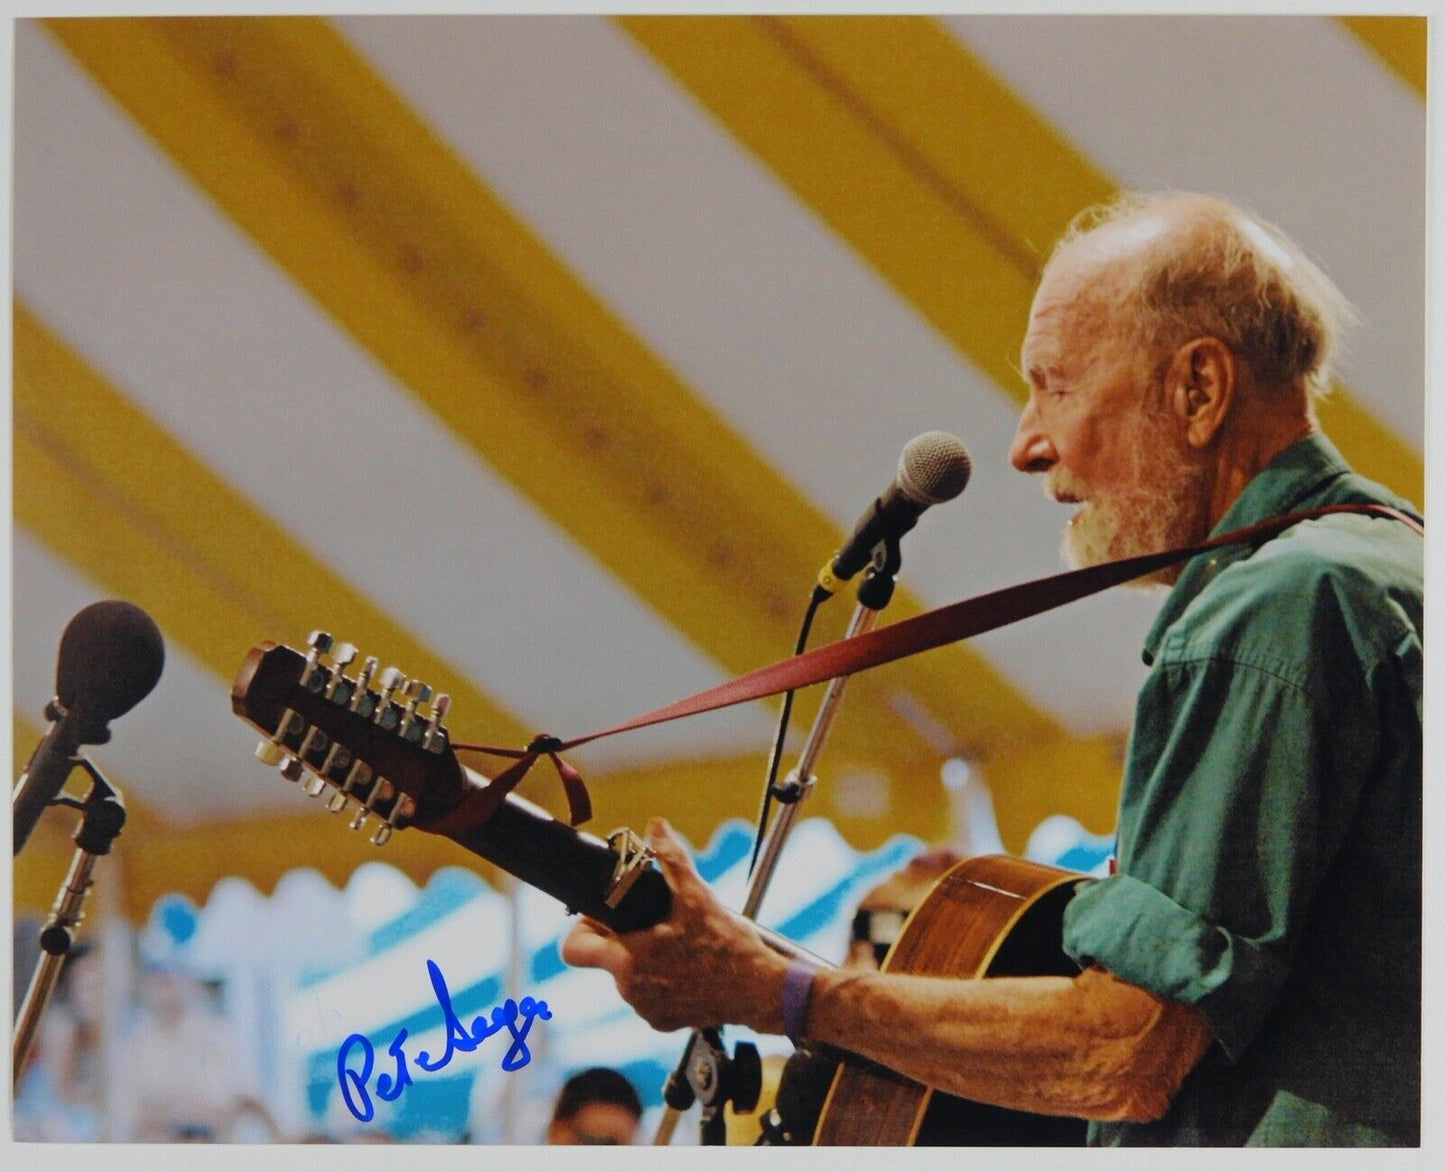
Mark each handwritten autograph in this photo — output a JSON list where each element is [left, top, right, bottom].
[[337, 958, 552, 1122]]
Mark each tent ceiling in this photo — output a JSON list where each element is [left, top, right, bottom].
[[11, 16, 1424, 903]]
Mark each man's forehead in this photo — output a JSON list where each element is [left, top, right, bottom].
[[1037, 211, 1170, 303], [1022, 270, 1101, 367], [1023, 216, 1168, 359]]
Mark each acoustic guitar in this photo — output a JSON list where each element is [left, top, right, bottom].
[[232, 634, 1086, 1145]]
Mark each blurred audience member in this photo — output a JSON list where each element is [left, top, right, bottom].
[[546, 1067, 643, 1145], [13, 941, 104, 1141], [113, 963, 267, 1142], [847, 848, 965, 969]]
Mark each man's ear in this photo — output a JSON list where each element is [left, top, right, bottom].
[[1165, 336, 1235, 448]]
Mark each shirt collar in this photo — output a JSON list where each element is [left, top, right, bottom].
[[1141, 432, 1352, 664]]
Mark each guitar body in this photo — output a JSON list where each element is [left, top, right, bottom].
[[813, 854, 1088, 1146]]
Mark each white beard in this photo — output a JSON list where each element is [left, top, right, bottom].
[[1050, 422, 1209, 585]]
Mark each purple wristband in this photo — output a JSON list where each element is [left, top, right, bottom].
[[781, 957, 821, 1046]]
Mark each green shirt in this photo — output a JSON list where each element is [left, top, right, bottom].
[[1061, 433, 1422, 1146]]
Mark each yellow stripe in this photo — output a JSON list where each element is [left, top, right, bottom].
[[754, 16, 1115, 265], [49, 16, 1075, 848], [1314, 390, 1427, 505], [621, 15, 1038, 402], [624, 16, 1422, 502], [1338, 16, 1427, 99], [15, 299, 533, 762]]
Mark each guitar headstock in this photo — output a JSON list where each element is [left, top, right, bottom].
[[232, 632, 467, 846]]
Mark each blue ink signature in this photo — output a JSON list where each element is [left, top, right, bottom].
[[337, 958, 552, 1122]]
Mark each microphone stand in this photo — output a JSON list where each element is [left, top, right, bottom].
[[13, 759, 126, 1086], [651, 541, 902, 1145]]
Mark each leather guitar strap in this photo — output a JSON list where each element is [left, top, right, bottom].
[[446, 502, 1421, 829]]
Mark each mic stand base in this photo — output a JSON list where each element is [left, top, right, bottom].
[[12, 761, 125, 1086], [652, 1027, 760, 1145]]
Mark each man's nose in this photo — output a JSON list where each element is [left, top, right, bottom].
[[1010, 402, 1056, 473]]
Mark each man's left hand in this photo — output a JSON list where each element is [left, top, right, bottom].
[[561, 818, 789, 1034]]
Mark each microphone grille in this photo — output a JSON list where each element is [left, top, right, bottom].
[[897, 431, 972, 505]]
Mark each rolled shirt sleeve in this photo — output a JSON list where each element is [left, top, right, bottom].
[[1062, 637, 1370, 1063]]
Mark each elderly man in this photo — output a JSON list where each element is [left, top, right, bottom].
[[562, 193, 1422, 1146]]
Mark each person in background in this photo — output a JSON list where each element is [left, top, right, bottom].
[[847, 848, 965, 970], [545, 1066, 643, 1145], [112, 963, 272, 1142], [12, 940, 104, 1142]]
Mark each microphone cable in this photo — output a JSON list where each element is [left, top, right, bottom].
[[746, 582, 830, 879]]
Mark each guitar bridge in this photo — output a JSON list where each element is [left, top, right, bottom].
[[604, 827, 653, 909]]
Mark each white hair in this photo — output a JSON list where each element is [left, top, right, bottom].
[[1051, 192, 1358, 402]]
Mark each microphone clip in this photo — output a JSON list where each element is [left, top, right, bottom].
[[42, 696, 114, 746], [855, 531, 903, 611]]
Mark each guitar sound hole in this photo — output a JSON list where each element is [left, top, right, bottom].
[[986, 885, 1083, 979]]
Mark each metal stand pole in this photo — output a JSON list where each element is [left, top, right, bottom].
[[739, 598, 881, 920], [13, 762, 126, 1085], [651, 552, 901, 1145]]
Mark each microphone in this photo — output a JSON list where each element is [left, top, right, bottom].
[[13, 601, 165, 854], [820, 431, 972, 592]]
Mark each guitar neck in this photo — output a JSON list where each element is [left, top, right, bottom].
[[443, 781, 673, 933], [441, 774, 828, 964]]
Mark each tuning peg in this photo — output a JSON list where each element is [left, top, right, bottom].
[[399, 680, 433, 741], [301, 631, 334, 689], [370, 778, 396, 807], [348, 808, 368, 832], [320, 743, 352, 782], [353, 655, 377, 693], [326, 790, 348, 813], [342, 759, 375, 803], [350, 655, 381, 719], [325, 643, 358, 701], [367, 792, 415, 847], [261, 709, 304, 762], [280, 757, 305, 783], [375, 667, 407, 731], [303, 773, 328, 798], [298, 727, 329, 763], [423, 693, 450, 752], [402, 678, 431, 712]]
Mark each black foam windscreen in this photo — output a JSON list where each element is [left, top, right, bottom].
[[55, 600, 165, 722]]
